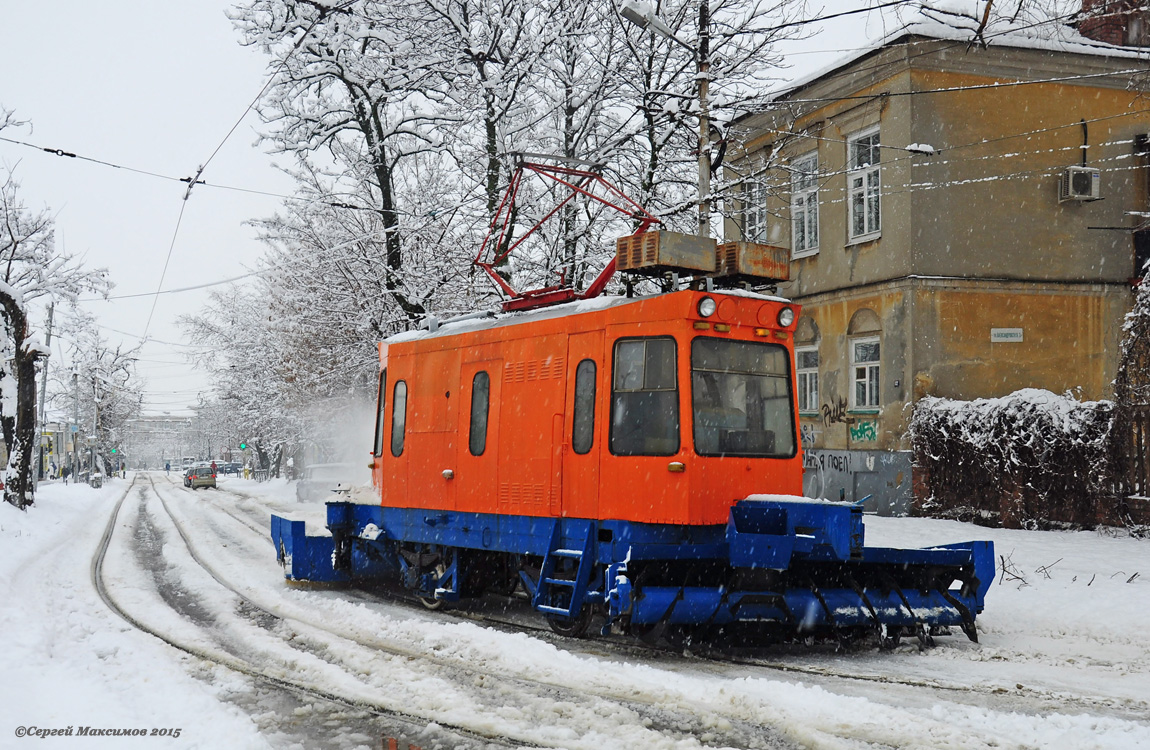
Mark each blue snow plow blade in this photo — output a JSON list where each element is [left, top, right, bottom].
[[271, 515, 347, 584], [271, 497, 994, 645]]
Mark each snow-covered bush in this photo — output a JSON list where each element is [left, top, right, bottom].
[[910, 389, 1113, 529]]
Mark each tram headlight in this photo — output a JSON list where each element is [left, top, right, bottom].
[[777, 306, 795, 328], [697, 297, 717, 318]]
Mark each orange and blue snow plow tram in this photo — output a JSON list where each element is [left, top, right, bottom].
[[271, 159, 993, 647], [270, 286, 993, 645]]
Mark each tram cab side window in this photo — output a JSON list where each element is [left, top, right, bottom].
[[610, 338, 679, 456], [469, 371, 490, 456], [391, 381, 408, 457], [572, 359, 596, 455], [373, 370, 387, 456]]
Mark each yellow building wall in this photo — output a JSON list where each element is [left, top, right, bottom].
[[913, 283, 1128, 402], [796, 280, 1130, 453], [795, 286, 912, 453]]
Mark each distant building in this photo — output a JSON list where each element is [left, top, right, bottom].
[[728, 5, 1150, 512], [122, 416, 194, 469]]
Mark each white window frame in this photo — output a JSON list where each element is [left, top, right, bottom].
[[742, 179, 767, 243], [847, 128, 881, 243], [790, 153, 819, 258], [850, 336, 881, 411], [795, 345, 819, 414]]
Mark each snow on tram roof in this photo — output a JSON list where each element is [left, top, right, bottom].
[[386, 288, 790, 344]]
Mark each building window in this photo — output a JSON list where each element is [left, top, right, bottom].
[[743, 180, 767, 242], [610, 338, 679, 456], [848, 129, 881, 241], [391, 380, 408, 457], [795, 347, 819, 414], [850, 337, 880, 410], [790, 154, 819, 257], [372, 369, 387, 456], [572, 359, 597, 455], [468, 371, 490, 456]]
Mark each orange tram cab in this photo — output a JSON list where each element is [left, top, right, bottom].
[[272, 288, 994, 646]]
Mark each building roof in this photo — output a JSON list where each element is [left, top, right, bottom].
[[767, 0, 1150, 103]]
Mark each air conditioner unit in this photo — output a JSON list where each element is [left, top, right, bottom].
[[1135, 133, 1150, 157], [1059, 166, 1101, 202]]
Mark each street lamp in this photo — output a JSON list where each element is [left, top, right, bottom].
[[620, 0, 712, 238]]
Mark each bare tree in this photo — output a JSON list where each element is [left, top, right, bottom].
[[54, 308, 144, 476], [196, 0, 807, 455]]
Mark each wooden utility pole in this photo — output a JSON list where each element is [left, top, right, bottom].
[[34, 304, 54, 485]]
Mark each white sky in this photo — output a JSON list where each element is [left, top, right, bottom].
[[0, 1, 293, 417], [0, 0, 887, 419]]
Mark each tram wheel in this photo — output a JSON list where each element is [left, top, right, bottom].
[[546, 606, 593, 638], [417, 550, 451, 610]]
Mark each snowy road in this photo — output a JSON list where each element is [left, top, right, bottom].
[[3, 474, 1149, 749]]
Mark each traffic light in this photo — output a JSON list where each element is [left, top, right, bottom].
[[239, 442, 248, 450], [110, 447, 117, 454]]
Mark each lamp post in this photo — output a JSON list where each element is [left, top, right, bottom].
[[620, 0, 711, 237]]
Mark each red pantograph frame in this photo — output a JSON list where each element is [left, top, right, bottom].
[[474, 160, 660, 312]]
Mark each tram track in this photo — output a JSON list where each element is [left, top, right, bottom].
[[192, 476, 1149, 723], [113, 474, 804, 749], [97, 471, 1150, 747], [93, 475, 525, 750]]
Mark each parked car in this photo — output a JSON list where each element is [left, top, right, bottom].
[[189, 466, 216, 490], [223, 462, 242, 476], [295, 463, 360, 502]]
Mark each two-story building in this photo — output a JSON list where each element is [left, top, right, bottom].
[[728, 6, 1150, 513]]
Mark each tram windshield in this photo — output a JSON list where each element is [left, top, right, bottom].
[[691, 338, 796, 458]]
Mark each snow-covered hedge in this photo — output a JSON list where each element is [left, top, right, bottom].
[[910, 389, 1113, 529]]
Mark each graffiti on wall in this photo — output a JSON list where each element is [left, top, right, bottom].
[[799, 422, 820, 448], [803, 449, 856, 473], [802, 449, 911, 515], [849, 419, 877, 442], [821, 397, 848, 426]]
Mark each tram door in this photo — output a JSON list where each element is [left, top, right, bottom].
[[456, 359, 501, 513], [562, 331, 603, 519]]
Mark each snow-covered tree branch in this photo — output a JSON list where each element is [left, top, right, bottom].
[[0, 164, 110, 507]]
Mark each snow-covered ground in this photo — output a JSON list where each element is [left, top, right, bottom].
[[0, 478, 269, 748], [1, 474, 1147, 749]]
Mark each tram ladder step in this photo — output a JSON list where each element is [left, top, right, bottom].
[[534, 521, 595, 618]]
